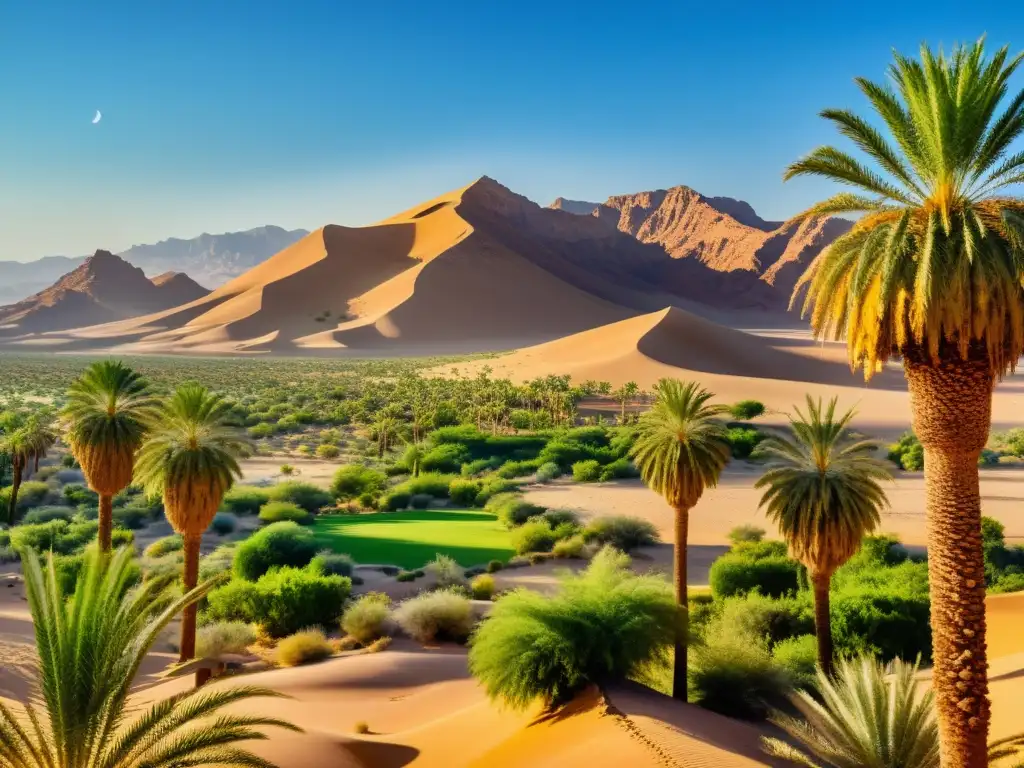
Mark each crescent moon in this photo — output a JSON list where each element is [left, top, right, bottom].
[[92, 110, 102, 124]]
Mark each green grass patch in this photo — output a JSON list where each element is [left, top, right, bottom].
[[312, 510, 515, 569]]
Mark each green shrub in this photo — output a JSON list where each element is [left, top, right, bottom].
[[393, 473, 456, 499], [469, 547, 675, 709], [583, 516, 659, 552], [713, 592, 813, 647], [209, 511, 238, 535], [268, 481, 332, 513], [486, 493, 544, 527], [341, 593, 392, 643], [474, 477, 519, 507], [727, 525, 766, 545], [381, 491, 411, 511], [409, 493, 432, 510], [540, 508, 579, 527], [248, 422, 275, 439], [829, 586, 931, 662], [688, 634, 794, 720], [598, 458, 639, 481], [709, 553, 800, 599], [887, 431, 924, 470], [20, 506, 74, 525], [552, 535, 587, 559], [571, 460, 602, 482], [461, 457, 502, 477], [276, 629, 333, 666], [312, 550, 355, 577], [200, 544, 236, 581], [395, 570, 418, 582], [113, 504, 151, 530], [62, 484, 98, 506], [207, 564, 351, 637], [316, 444, 340, 459], [258, 501, 311, 525], [496, 460, 541, 479], [233, 521, 319, 581], [771, 634, 818, 689], [448, 478, 481, 506], [196, 621, 257, 658], [471, 573, 496, 600], [393, 588, 474, 644], [222, 485, 272, 515], [512, 520, 558, 555], [535, 462, 561, 483], [11, 520, 132, 556], [425, 553, 466, 588], [421, 443, 471, 474], [486, 559, 504, 573], [144, 534, 183, 558], [331, 465, 388, 500], [1, 481, 53, 515], [729, 400, 765, 420], [724, 427, 766, 459]]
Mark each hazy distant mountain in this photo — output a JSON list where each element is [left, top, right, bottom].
[[0, 225, 308, 304], [120, 225, 309, 287], [549, 197, 601, 216]]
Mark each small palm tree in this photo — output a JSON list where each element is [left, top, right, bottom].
[[2, 428, 31, 524], [63, 361, 158, 551], [785, 40, 1024, 762], [23, 411, 58, 475], [0, 546, 299, 767], [134, 384, 250, 682], [755, 397, 892, 675], [630, 378, 731, 699], [763, 655, 1024, 768]]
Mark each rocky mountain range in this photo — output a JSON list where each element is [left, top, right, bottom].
[[550, 186, 850, 296], [0, 251, 209, 335], [0, 226, 308, 304]]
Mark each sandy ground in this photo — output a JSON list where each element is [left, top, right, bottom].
[[523, 467, 1024, 549]]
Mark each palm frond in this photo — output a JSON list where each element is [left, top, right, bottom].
[[629, 379, 731, 509]]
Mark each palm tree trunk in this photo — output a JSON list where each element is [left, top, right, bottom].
[[180, 534, 202, 665], [672, 504, 690, 701], [904, 346, 992, 768], [8, 461, 23, 525], [97, 494, 113, 552], [810, 570, 834, 677]]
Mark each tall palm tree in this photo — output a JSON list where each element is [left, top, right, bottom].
[[762, 655, 1024, 768], [785, 40, 1024, 765], [754, 397, 892, 675], [630, 378, 731, 699], [134, 384, 250, 683], [2, 428, 31, 524], [0, 545, 299, 768], [63, 361, 158, 551]]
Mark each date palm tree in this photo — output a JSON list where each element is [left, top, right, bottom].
[[2, 427, 31, 524], [134, 384, 250, 683], [762, 655, 1024, 768], [754, 397, 892, 675], [785, 39, 1024, 765], [0, 545, 299, 767], [630, 378, 731, 699], [63, 361, 158, 551]]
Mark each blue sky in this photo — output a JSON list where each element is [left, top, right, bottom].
[[1, 0, 1022, 259]]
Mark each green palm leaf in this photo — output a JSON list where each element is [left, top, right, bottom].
[[0, 547, 299, 768]]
